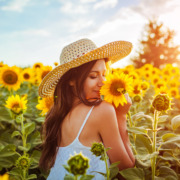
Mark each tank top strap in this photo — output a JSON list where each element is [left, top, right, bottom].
[[77, 106, 94, 138]]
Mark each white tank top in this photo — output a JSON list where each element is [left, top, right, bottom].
[[47, 106, 110, 180]]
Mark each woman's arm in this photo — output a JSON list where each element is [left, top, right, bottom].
[[115, 93, 135, 165], [97, 100, 135, 170]]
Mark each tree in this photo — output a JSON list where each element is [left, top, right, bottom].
[[131, 19, 180, 68]]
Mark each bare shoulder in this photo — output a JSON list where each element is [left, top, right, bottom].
[[93, 101, 117, 123]]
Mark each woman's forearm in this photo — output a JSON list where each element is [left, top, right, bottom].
[[117, 114, 135, 165]]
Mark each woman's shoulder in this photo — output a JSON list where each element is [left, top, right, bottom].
[[93, 101, 116, 120]]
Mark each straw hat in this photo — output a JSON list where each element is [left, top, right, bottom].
[[38, 38, 132, 97]]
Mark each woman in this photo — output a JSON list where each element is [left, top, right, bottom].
[[38, 38, 135, 179]]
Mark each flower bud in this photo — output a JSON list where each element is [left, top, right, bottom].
[[133, 94, 142, 103], [16, 155, 30, 170], [152, 94, 170, 112], [67, 153, 89, 176], [90, 142, 105, 157]]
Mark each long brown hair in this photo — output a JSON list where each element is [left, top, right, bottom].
[[39, 59, 108, 171]]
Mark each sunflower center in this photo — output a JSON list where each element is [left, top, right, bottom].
[[20, 159, 28, 166], [110, 80, 126, 96], [3, 70, 18, 84], [41, 71, 50, 79], [24, 73, 30, 80], [12, 103, 20, 109], [35, 64, 41, 68]]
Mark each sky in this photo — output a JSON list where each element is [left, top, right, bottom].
[[0, 0, 180, 68]]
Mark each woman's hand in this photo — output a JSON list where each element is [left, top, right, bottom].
[[114, 93, 132, 116]]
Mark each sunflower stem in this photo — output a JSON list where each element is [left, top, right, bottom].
[[127, 111, 136, 145], [22, 169, 26, 180], [151, 110, 159, 180], [104, 148, 110, 180], [20, 113, 26, 155]]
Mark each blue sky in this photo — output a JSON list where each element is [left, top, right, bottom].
[[0, 0, 180, 68]]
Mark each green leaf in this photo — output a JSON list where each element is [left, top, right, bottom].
[[135, 134, 152, 153], [80, 175, 94, 180], [15, 115, 23, 123], [18, 143, 31, 152], [64, 174, 75, 180], [119, 168, 145, 180], [27, 174, 37, 180], [135, 157, 151, 169], [11, 130, 22, 138], [0, 158, 14, 168], [161, 133, 179, 142], [63, 165, 70, 173], [34, 116, 45, 123], [127, 127, 148, 135], [90, 171, 106, 177], [171, 115, 180, 130], [29, 131, 41, 145], [30, 150, 41, 164], [0, 144, 16, 157], [109, 161, 120, 169], [8, 167, 23, 178], [24, 122, 35, 137], [158, 115, 169, 123], [158, 166, 178, 179], [132, 112, 153, 122], [110, 166, 119, 179], [0, 107, 13, 122]]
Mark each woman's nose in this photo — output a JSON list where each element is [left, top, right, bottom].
[[98, 75, 105, 87]]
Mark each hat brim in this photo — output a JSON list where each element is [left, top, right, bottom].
[[38, 40, 132, 97]]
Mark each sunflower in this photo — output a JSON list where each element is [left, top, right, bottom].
[[162, 74, 170, 83], [151, 67, 161, 77], [162, 68, 171, 76], [36, 66, 52, 83], [141, 63, 153, 72], [142, 71, 152, 81], [33, 62, 43, 69], [0, 173, 9, 180], [130, 79, 142, 96], [5, 94, 27, 115], [21, 68, 34, 83], [155, 86, 169, 96], [0, 61, 8, 68], [128, 71, 139, 81], [100, 72, 133, 107], [151, 75, 161, 86], [0, 66, 23, 91], [140, 81, 150, 91], [169, 79, 179, 88], [36, 96, 54, 115], [54, 62, 59, 66], [169, 87, 179, 98], [155, 81, 166, 90]]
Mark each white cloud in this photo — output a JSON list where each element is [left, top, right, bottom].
[[82, 8, 147, 68], [21, 29, 51, 37], [93, 0, 118, 10], [131, 0, 180, 18], [80, 0, 97, 3], [69, 19, 94, 33], [60, 1, 89, 14], [1, 0, 30, 12]]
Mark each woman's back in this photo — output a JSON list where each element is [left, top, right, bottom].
[[47, 104, 110, 179], [60, 103, 102, 147]]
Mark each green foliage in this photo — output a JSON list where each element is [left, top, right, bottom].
[[0, 72, 180, 180]]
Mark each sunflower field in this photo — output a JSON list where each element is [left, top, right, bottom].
[[0, 61, 180, 180]]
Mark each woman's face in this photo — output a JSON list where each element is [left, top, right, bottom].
[[83, 59, 107, 100]]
